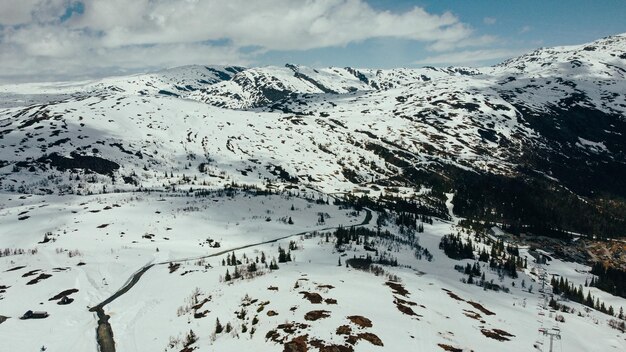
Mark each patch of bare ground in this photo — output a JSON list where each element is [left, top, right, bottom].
[[267, 310, 279, 317], [347, 315, 372, 328], [395, 301, 421, 317], [284, 335, 309, 352], [305, 310, 331, 321], [49, 288, 79, 301], [268, 286, 279, 291], [310, 339, 354, 352], [26, 273, 52, 285], [325, 298, 337, 304], [5, 265, 26, 272], [385, 281, 409, 296], [467, 301, 495, 316], [278, 322, 310, 335], [0, 315, 8, 324], [462, 309, 482, 321], [395, 296, 417, 306], [96, 224, 109, 228], [191, 297, 210, 311], [336, 325, 352, 335], [317, 284, 335, 290], [22, 269, 41, 277], [300, 291, 323, 304], [481, 328, 514, 341], [438, 343, 463, 352], [442, 289, 465, 302], [357, 332, 383, 346]]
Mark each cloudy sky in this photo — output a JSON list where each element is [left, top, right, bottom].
[[1, 0, 625, 82]]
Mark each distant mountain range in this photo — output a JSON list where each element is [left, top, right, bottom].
[[1, 33, 625, 237]]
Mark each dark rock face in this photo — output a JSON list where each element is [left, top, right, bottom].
[[39, 152, 120, 175]]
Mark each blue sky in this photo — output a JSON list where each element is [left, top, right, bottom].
[[0, 0, 625, 82], [259, 0, 626, 68]]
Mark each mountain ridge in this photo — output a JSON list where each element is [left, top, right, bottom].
[[1, 33, 625, 237]]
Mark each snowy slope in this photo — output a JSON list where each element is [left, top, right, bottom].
[[0, 191, 624, 352], [1, 34, 626, 352]]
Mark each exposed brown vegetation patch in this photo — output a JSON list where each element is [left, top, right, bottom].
[[462, 309, 482, 320], [438, 343, 463, 352], [97, 224, 109, 228], [268, 286, 279, 291], [277, 322, 310, 335], [395, 296, 417, 306], [26, 273, 52, 285], [336, 325, 352, 335], [386, 281, 409, 297], [481, 328, 514, 341], [305, 310, 331, 321], [300, 291, 323, 304], [357, 332, 383, 346], [5, 265, 26, 272], [317, 284, 335, 290], [442, 289, 465, 302], [325, 298, 337, 305], [347, 315, 372, 328], [468, 301, 495, 316], [49, 288, 79, 301], [310, 339, 354, 352], [267, 310, 279, 317], [284, 335, 309, 352], [394, 302, 421, 317]]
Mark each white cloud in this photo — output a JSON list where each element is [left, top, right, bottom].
[[0, 0, 489, 82], [483, 17, 496, 25], [70, 0, 473, 50], [414, 48, 529, 66], [520, 25, 532, 34]]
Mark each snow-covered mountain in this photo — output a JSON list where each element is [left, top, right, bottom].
[[1, 33, 626, 352], [0, 33, 625, 235]]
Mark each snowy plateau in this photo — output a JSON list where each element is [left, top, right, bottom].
[[0, 34, 625, 352]]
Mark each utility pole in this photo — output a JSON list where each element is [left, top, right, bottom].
[[539, 328, 561, 352]]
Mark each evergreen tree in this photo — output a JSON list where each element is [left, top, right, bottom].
[[224, 269, 231, 282], [215, 318, 224, 334]]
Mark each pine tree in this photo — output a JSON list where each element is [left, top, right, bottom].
[[224, 269, 231, 282], [215, 318, 224, 334]]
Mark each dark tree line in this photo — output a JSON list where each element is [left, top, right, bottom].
[[589, 263, 626, 298], [551, 276, 618, 316], [439, 234, 474, 260]]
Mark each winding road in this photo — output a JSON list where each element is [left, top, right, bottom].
[[89, 208, 372, 352]]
